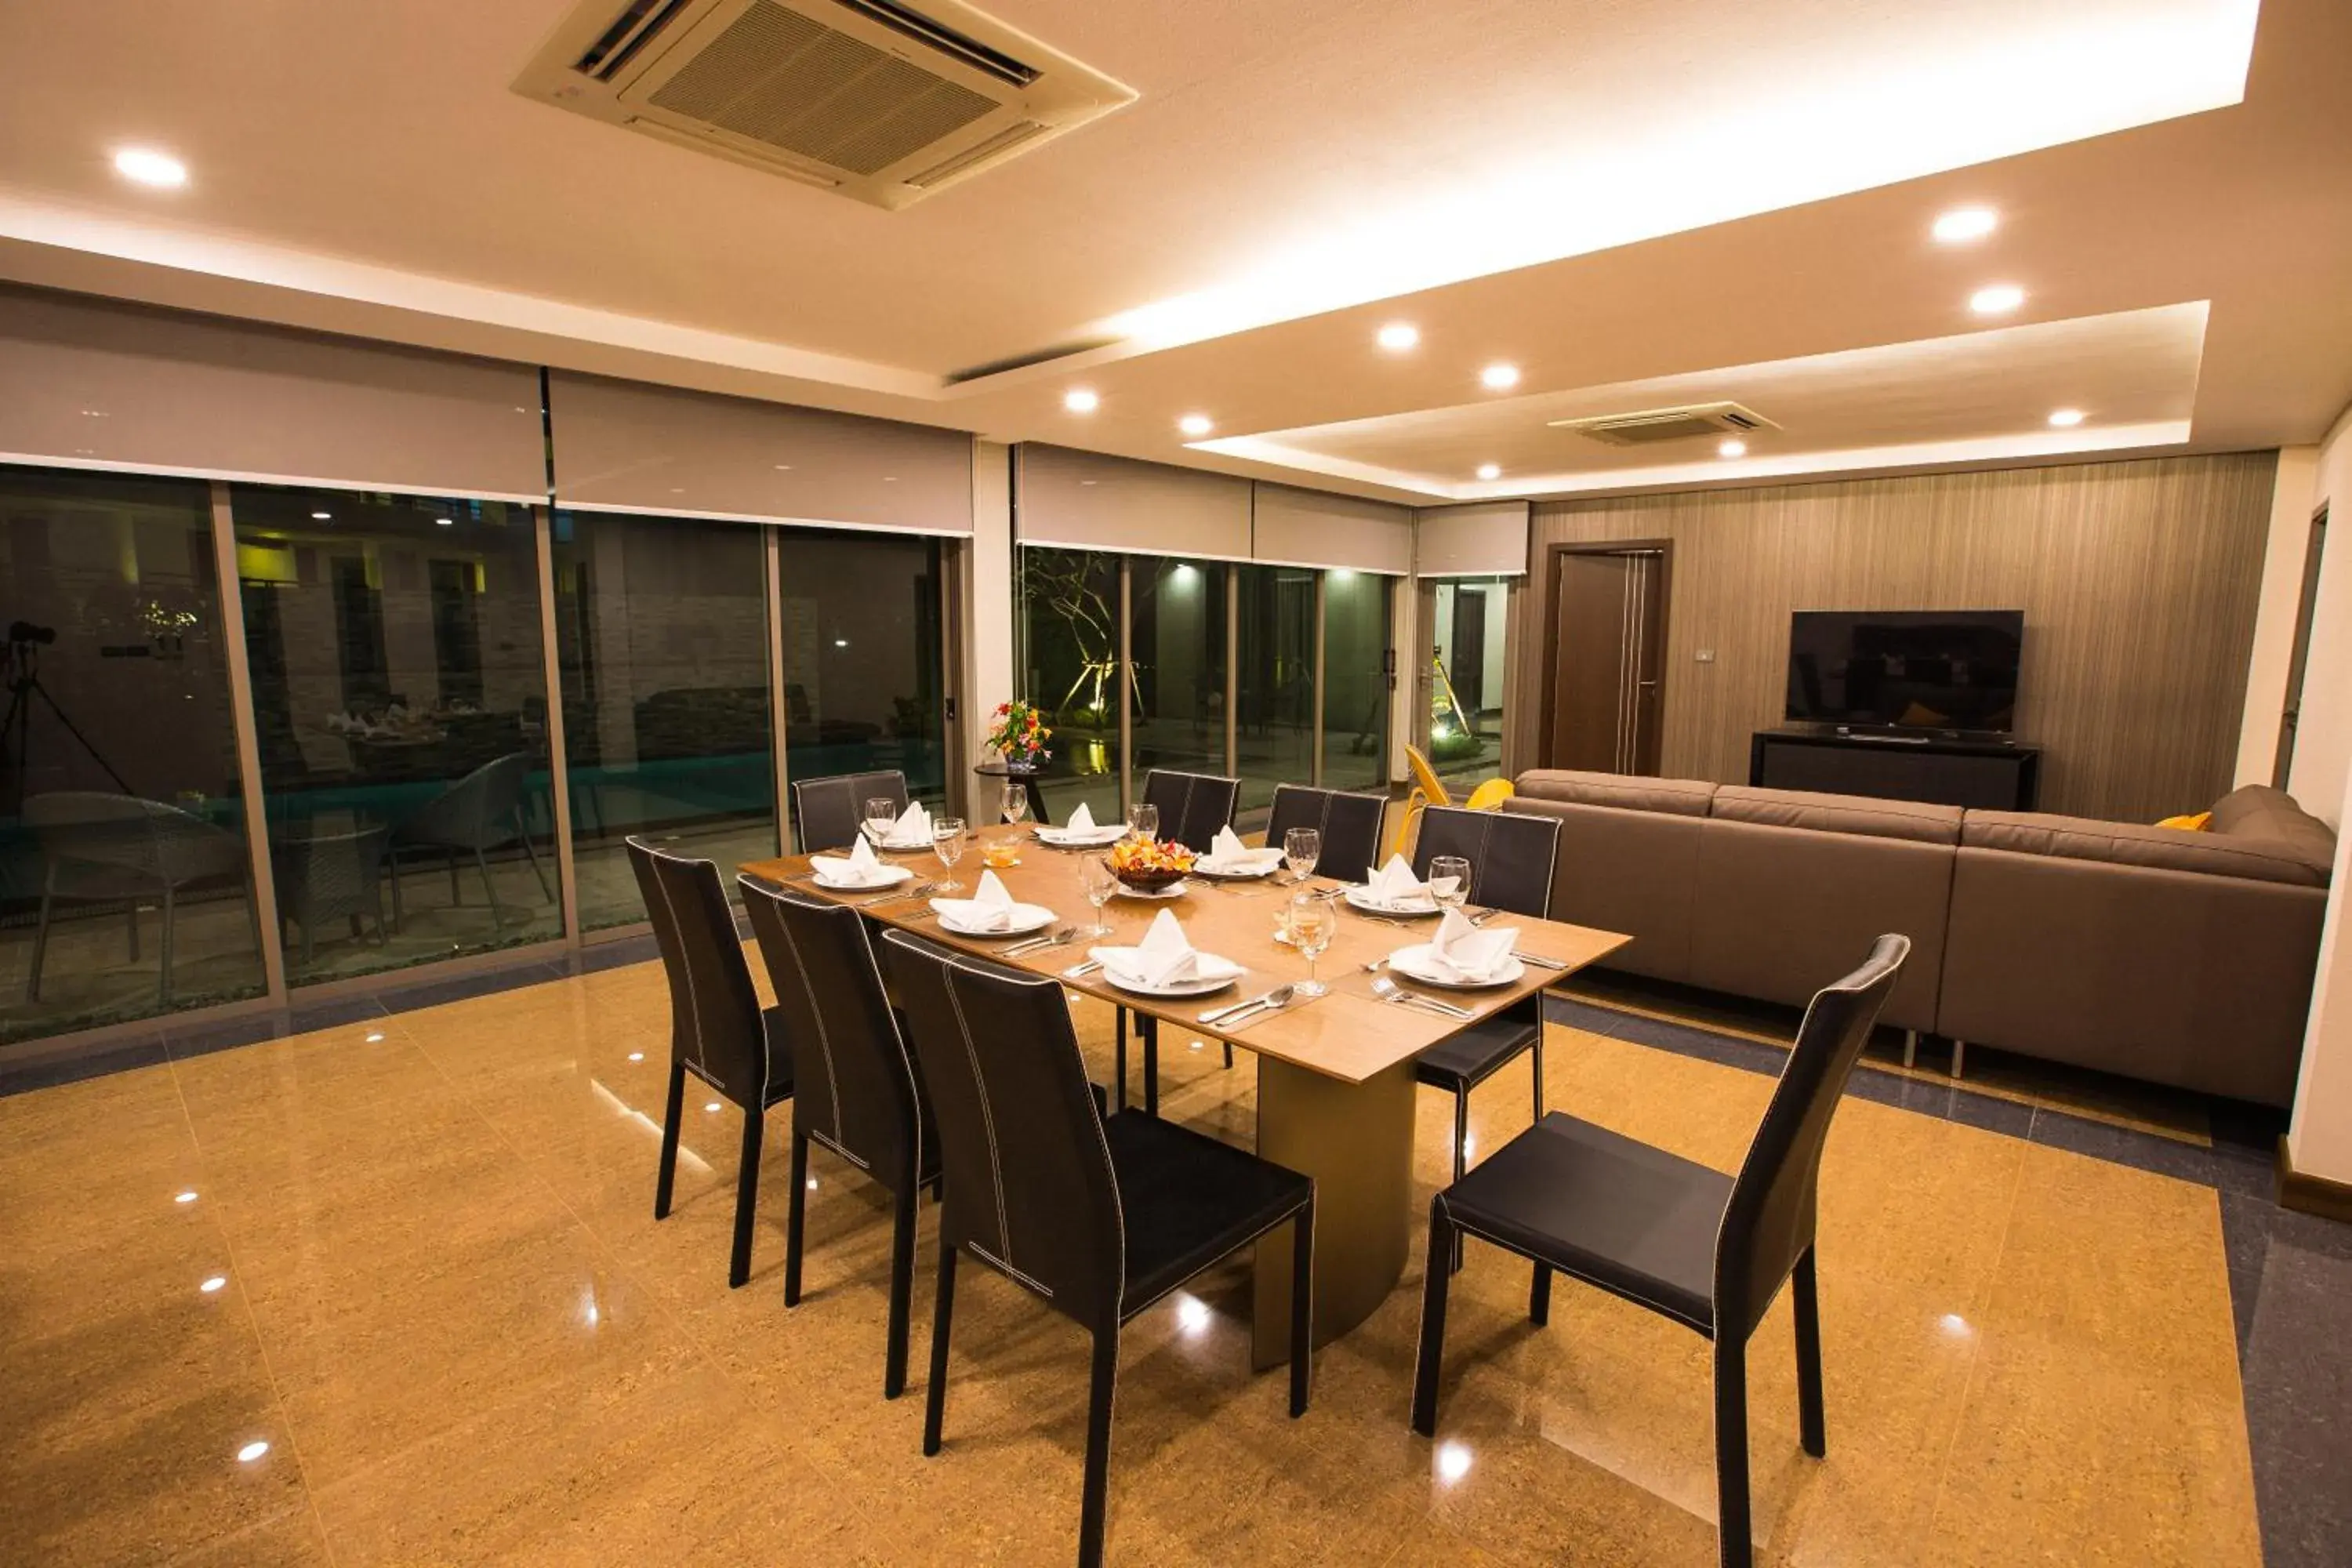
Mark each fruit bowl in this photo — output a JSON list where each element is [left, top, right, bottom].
[[1107, 837, 1194, 891]]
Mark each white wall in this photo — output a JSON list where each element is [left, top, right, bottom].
[[965, 441, 1014, 775], [2234, 446, 2322, 788], [2286, 404, 2352, 1189]]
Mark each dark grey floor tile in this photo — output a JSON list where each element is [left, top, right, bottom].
[[282, 991, 393, 1033], [1543, 995, 1634, 1037], [0, 1034, 169, 1097], [2026, 1108, 2216, 1185], [163, 1011, 300, 1061], [1594, 1007, 1786, 1077], [376, 960, 568, 1016], [571, 934, 660, 974], [2232, 1215, 2352, 1568]]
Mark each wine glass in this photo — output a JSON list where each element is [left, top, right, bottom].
[[1126, 801, 1160, 844], [1080, 857, 1119, 936], [1430, 855, 1472, 915], [1289, 893, 1334, 998], [931, 815, 967, 892], [1000, 781, 1030, 829], [1283, 826, 1321, 885], [865, 797, 900, 845]]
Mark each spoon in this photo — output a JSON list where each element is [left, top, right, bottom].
[[1370, 974, 1473, 1020], [1001, 924, 1077, 957], [1201, 983, 1295, 1029]]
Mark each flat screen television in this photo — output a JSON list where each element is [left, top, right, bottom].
[[1784, 610, 2024, 735]]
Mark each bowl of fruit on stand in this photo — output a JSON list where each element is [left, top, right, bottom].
[[1107, 837, 1194, 894]]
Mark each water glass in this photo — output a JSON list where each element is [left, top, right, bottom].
[[1283, 826, 1321, 884], [865, 797, 900, 844], [1430, 855, 1472, 913], [1080, 857, 1119, 936], [931, 815, 967, 891], [1001, 782, 1030, 828], [1289, 893, 1334, 998], [1126, 801, 1160, 843]]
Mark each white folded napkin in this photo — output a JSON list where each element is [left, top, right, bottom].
[[1088, 908, 1244, 988], [1363, 853, 1434, 908], [1200, 824, 1284, 874], [1067, 801, 1097, 833], [875, 800, 932, 848], [811, 833, 895, 887], [1041, 799, 1122, 843], [931, 868, 1042, 931], [1420, 907, 1518, 982]]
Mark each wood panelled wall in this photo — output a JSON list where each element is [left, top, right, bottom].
[[1515, 452, 2280, 822]]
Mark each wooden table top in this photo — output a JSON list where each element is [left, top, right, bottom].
[[741, 825, 1628, 1087]]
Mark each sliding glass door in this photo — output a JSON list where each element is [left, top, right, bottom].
[[1129, 557, 1228, 789], [1018, 547, 1123, 825], [1322, 570, 1392, 793], [1235, 564, 1318, 818], [1425, 576, 1512, 788]]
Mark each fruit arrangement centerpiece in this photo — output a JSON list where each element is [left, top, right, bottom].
[[1107, 837, 1194, 892]]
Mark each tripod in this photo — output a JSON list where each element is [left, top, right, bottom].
[[2, 637, 133, 814]]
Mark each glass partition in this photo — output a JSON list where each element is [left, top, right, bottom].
[[234, 485, 560, 980], [779, 528, 947, 830], [1129, 558, 1228, 792], [0, 466, 267, 1044], [1235, 564, 1318, 821], [551, 510, 775, 931], [1428, 577, 1510, 788], [1017, 547, 1122, 826], [1322, 570, 1393, 793]]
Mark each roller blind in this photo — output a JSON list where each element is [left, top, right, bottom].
[[0, 285, 546, 499], [1014, 444, 1251, 559], [550, 370, 973, 535], [1250, 482, 1412, 574], [1416, 500, 1531, 576]]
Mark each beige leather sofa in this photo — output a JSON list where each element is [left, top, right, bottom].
[[1505, 771, 2335, 1107]]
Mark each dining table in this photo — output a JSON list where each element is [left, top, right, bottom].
[[741, 822, 1630, 1369]]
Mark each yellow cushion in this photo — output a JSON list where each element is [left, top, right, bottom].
[[2155, 811, 2212, 832]]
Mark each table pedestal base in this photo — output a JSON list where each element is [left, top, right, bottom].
[[1252, 1054, 1417, 1370]]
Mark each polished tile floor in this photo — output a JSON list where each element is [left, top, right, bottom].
[[1, 946, 2329, 1566]]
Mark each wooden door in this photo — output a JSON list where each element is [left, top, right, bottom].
[[1544, 545, 1668, 775]]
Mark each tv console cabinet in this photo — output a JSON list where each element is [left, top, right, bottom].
[[1748, 728, 2040, 811]]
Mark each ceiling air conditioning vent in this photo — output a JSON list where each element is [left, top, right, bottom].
[[516, 0, 1135, 210], [1549, 401, 1779, 447]]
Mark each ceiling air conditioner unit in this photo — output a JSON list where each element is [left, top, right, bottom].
[[1549, 401, 1779, 447], [514, 0, 1136, 210]]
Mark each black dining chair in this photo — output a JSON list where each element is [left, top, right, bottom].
[[1265, 783, 1386, 883], [1410, 935, 1911, 1568], [1408, 806, 1564, 1214], [628, 837, 793, 1289], [881, 930, 1316, 1568], [1138, 768, 1241, 853], [792, 769, 909, 854], [739, 873, 938, 1399]]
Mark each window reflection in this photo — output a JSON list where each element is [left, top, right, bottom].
[[1429, 578, 1509, 787], [1235, 564, 1316, 821], [1130, 558, 1227, 787], [778, 528, 946, 831], [234, 486, 560, 979], [0, 466, 265, 1042], [1322, 570, 1393, 793], [552, 510, 776, 931], [1018, 547, 1122, 825]]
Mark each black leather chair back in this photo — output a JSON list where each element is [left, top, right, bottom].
[[882, 931, 1123, 1328], [740, 875, 920, 1179], [1141, 768, 1241, 852], [626, 837, 772, 1108], [1715, 934, 1908, 1338], [1410, 806, 1561, 917], [1265, 785, 1385, 881], [793, 769, 910, 853]]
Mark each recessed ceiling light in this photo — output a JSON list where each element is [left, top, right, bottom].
[[1718, 438, 1748, 459], [310, 511, 332, 521], [1475, 463, 1501, 481], [1178, 413, 1214, 437], [1969, 284, 2026, 315], [112, 147, 187, 188], [174, 1190, 198, 1204], [199, 1276, 227, 1294], [2047, 407, 2085, 427], [1932, 206, 1998, 243], [1376, 322, 1420, 352], [1063, 388, 1100, 414], [1479, 363, 1521, 390], [236, 1440, 270, 1463]]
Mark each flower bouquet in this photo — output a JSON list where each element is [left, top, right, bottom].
[[986, 700, 1052, 764]]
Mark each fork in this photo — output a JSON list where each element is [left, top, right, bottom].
[[1370, 974, 1475, 1020], [1001, 924, 1077, 958]]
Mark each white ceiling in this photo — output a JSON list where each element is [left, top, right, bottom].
[[0, 0, 2346, 503]]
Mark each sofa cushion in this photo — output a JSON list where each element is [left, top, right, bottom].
[[1711, 785, 1963, 846], [1962, 810, 2329, 888], [2205, 785, 2338, 876], [1512, 770, 1715, 817]]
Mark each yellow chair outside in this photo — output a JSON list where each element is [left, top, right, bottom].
[[1390, 747, 1515, 858]]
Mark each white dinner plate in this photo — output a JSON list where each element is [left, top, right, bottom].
[[933, 902, 1055, 938], [1191, 858, 1284, 881], [1386, 944, 1525, 989], [1099, 967, 1240, 999], [1035, 826, 1128, 848], [811, 864, 914, 891], [1344, 886, 1440, 917], [1113, 880, 1189, 899]]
